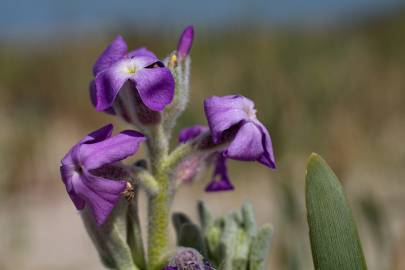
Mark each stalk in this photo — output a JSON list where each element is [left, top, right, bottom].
[[146, 124, 171, 270]]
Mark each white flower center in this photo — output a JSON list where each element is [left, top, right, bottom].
[[125, 61, 137, 74], [243, 104, 257, 120]]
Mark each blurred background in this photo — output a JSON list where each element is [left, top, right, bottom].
[[1, 0, 405, 269]]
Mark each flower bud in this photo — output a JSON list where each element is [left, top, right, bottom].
[[177, 26, 194, 60], [164, 247, 214, 270]]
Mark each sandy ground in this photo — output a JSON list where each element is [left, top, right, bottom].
[[1, 162, 405, 270]]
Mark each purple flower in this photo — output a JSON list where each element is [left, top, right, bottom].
[[176, 25, 194, 59], [205, 154, 234, 192], [164, 248, 213, 270], [178, 125, 233, 192], [178, 124, 208, 143], [60, 124, 146, 225], [204, 95, 276, 169], [91, 35, 175, 112]]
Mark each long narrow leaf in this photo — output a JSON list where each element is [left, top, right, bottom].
[[306, 153, 367, 270]]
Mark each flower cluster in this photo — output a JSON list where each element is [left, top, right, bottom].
[[59, 25, 276, 270]]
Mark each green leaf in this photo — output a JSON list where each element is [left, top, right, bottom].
[[249, 224, 273, 270], [219, 216, 238, 270], [178, 223, 207, 257], [231, 228, 250, 270], [127, 200, 146, 269], [241, 200, 257, 237], [205, 225, 222, 266], [81, 199, 138, 270], [197, 200, 213, 233], [172, 212, 192, 239], [306, 153, 368, 270]]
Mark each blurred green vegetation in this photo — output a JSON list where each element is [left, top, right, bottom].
[[1, 12, 405, 192], [1, 11, 405, 270]]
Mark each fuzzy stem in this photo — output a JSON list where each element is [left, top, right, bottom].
[[147, 172, 170, 270], [146, 124, 171, 270], [131, 167, 160, 196], [164, 142, 194, 171]]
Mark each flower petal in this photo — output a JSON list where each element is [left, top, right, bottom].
[[224, 122, 263, 161], [204, 95, 255, 143], [74, 172, 127, 225], [94, 59, 132, 111], [128, 47, 157, 59], [178, 125, 208, 143], [133, 67, 175, 111], [66, 172, 86, 210], [177, 25, 194, 59], [256, 123, 276, 169], [205, 154, 234, 192], [61, 143, 79, 166], [89, 80, 116, 114], [132, 56, 161, 69], [79, 130, 146, 170], [81, 124, 114, 145], [93, 35, 128, 76]]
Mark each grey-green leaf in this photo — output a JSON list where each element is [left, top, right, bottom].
[[241, 200, 257, 237], [197, 200, 212, 233], [127, 200, 146, 269], [81, 199, 138, 270], [172, 212, 192, 239], [306, 153, 368, 270], [178, 223, 207, 257], [249, 224, 273, 270]]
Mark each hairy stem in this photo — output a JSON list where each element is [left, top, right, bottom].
[[146, 124, 171, 270], [131, 167, 160, 196]]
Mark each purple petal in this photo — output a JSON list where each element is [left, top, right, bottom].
[[94, 59, 135, 111], [177, 25, 194, 59], [79, 130, 146, 170], [205, 154, 234, 192], [81, 124, 114, 145], [224, 122, 263, 161], [205, 176, 234, 192], [133, 67, 175, 111], [128, 47, 157, 59], [61, 143, 80, 167], [90, 80, 116, 115], [64, 172, 87, 210], [93, 35, 128, 76], [74, 172, 127, 225], [61, 122, 111, 165], [204, 95, 255, 143], [132, 55, 162, 69], [68, 191, 86, 210], [256, 123, 276, 169], [178, 125, 208, 143], [60, 162, 86, 210], [94, 57, 163, 111], [90, 80, 97, 107]]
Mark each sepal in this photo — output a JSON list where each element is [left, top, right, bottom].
[[81, 198, 138, 270]]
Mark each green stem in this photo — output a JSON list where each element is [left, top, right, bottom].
[[132, 167, 160, 196], [146, 124, 171, 270], [164, 142, 194, 171], [147, 172, 170, 270]]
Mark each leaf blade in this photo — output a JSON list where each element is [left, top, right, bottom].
[[306, 153, 367, 270]]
